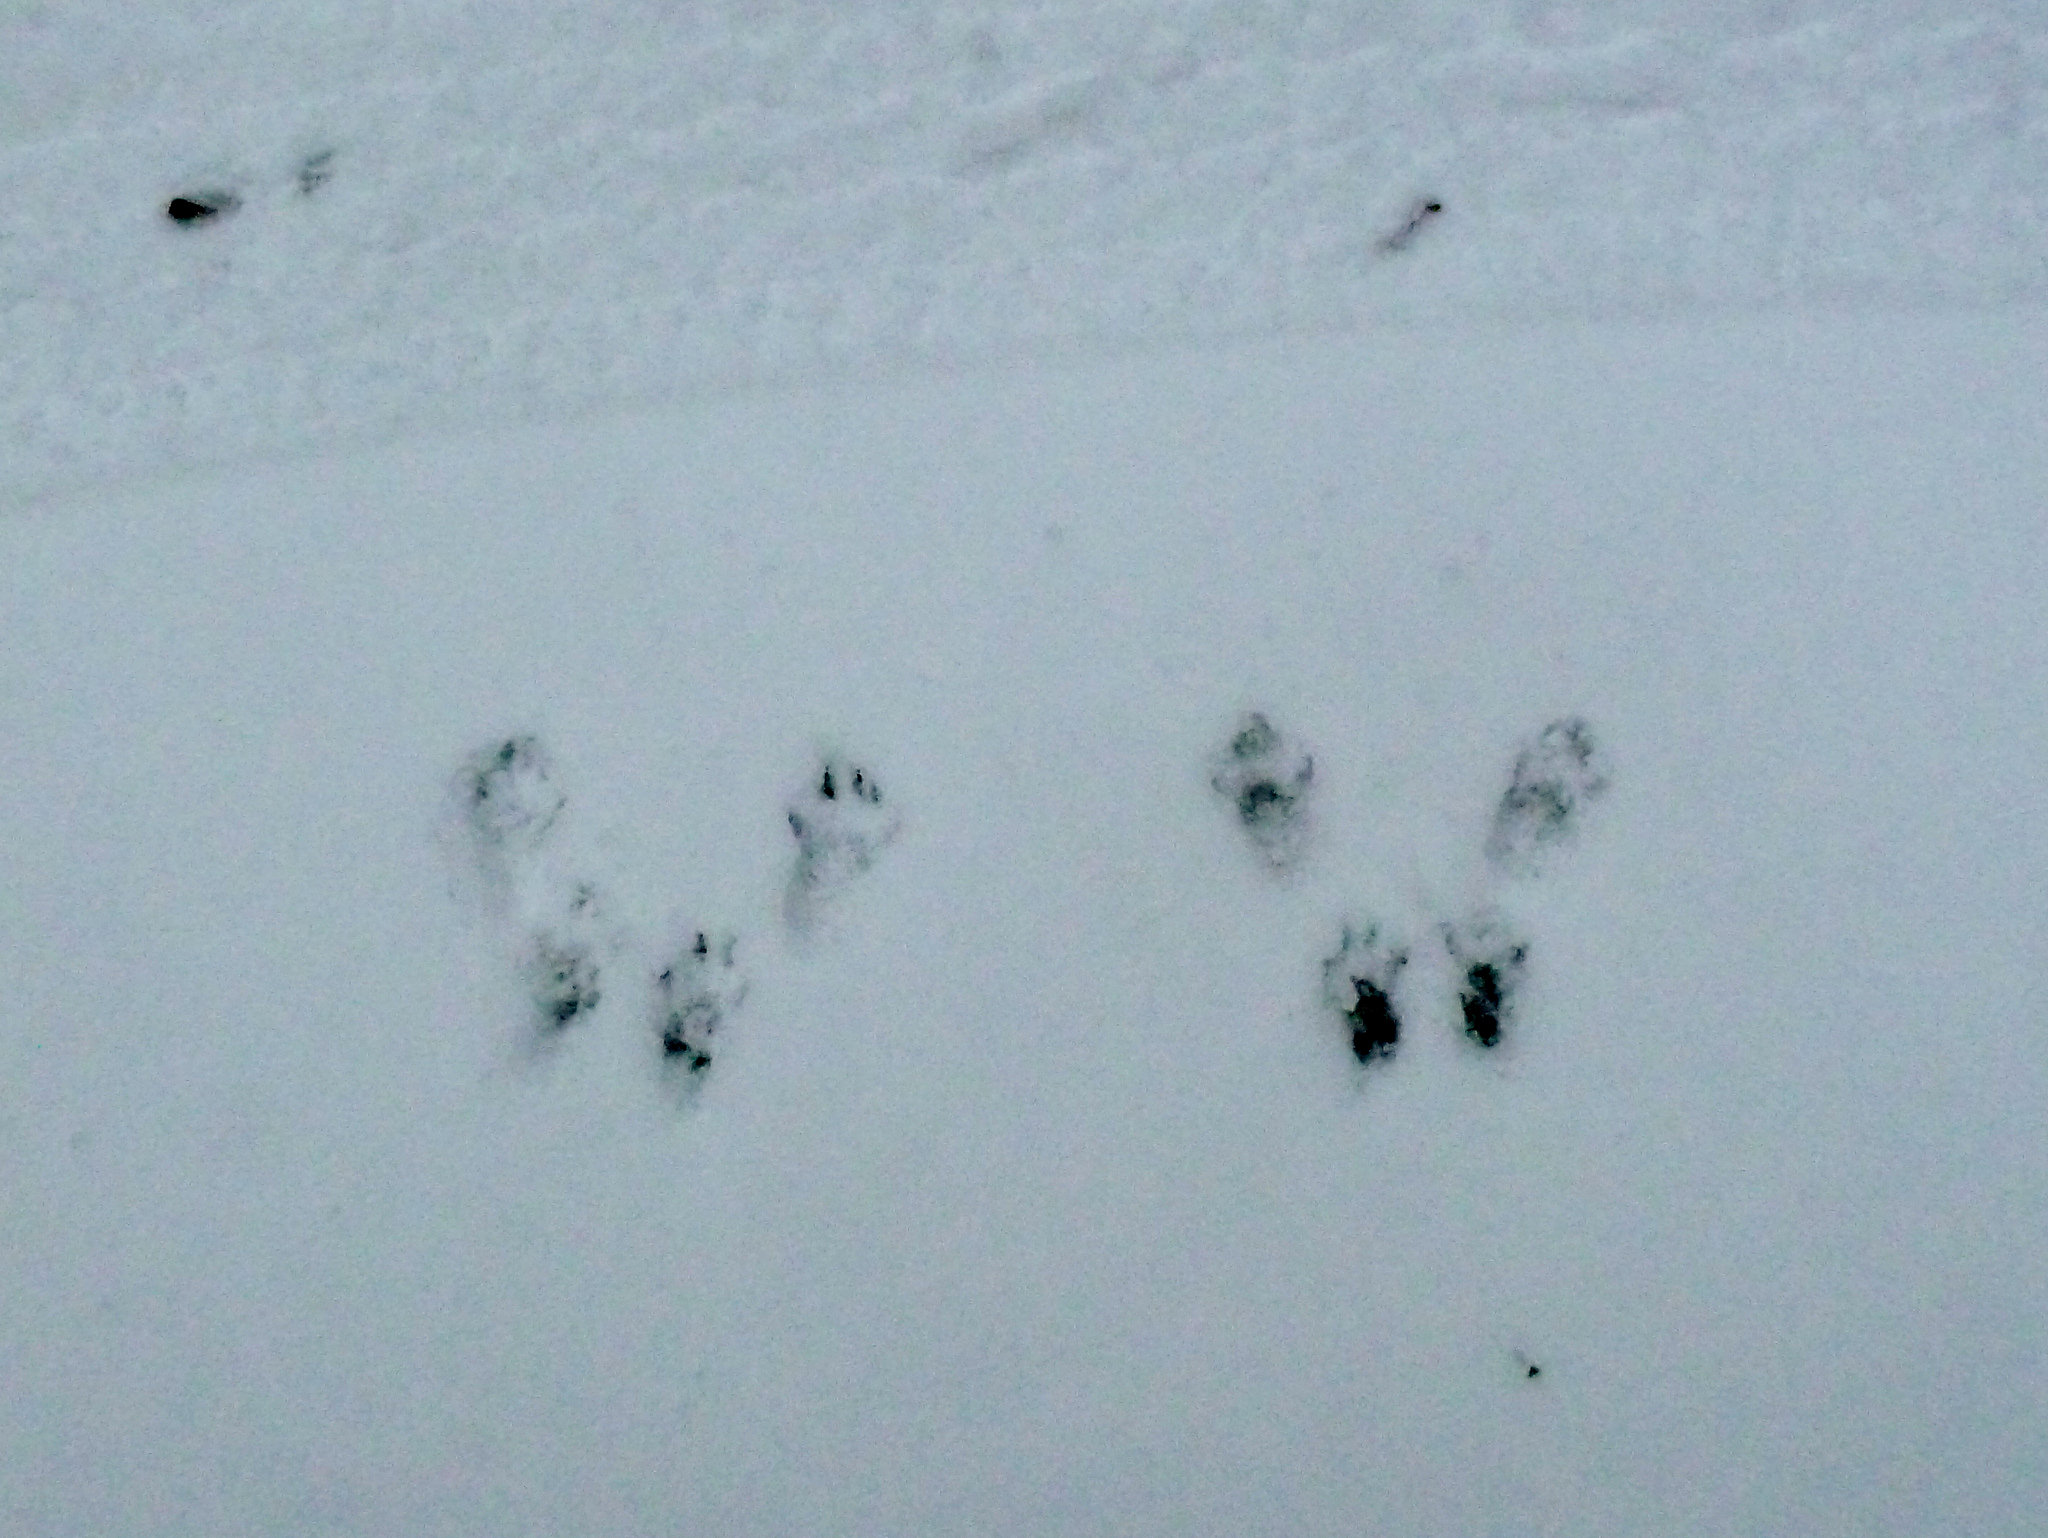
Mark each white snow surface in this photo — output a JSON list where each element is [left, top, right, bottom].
[[3, 4, 2047, 1536]]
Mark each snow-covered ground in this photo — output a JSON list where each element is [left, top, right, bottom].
[[3, 4, 2046, 1536]]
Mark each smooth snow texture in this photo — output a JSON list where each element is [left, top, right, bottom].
[[3, 0, 2046, 508], [5, 312, 2047, 1536]]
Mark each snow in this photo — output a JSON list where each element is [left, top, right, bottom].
[[5, 1, 2045, 507], [3, 4, 2047, 1536]]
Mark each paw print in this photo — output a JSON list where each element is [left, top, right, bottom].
[[453, 736, 617, 1040], [522, 881, 610, 1032], [1211, 713, 1314, 867], [1322, 922, 1409, 1064], [464, 735, 566, 853], [1443, 912, 1529, 1050], [1486, 717, 1609, 874], [527, 941, 602, 1030], [655, 930, 748, 1074], [786, 757, 900, 923]]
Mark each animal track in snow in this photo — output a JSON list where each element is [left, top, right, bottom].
[[785, 756, 900, 928], [1442, 910, 1530, 1050], [1322, 922, 1410, 1064], [456, 734, 615, 1036], [522, 885, 607, 1031], [1486, 716, 1610, 874], [1306, 716, 1599, 1070], [655, 930, 748, 1074], [464, 735, 566, 855], [1210, 712, 1314, 869]]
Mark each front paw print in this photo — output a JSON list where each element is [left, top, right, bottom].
[[1486, 717, 1609, 875], [785, 757, 900, 926], [1210, 712, 1313, 869]]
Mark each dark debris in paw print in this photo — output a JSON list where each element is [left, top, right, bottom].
[[1487, 717, 1609, 873], [656, 930, 746, 1075], [165, 191, 239, 225], [528, 937, 601, 1030], [1211, 713, 1314, 867], [1323, 923, 1408, 1065], [1443, 913, 1528, 1050]]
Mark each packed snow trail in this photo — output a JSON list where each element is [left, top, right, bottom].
[[4, 0, 2044, 506]]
